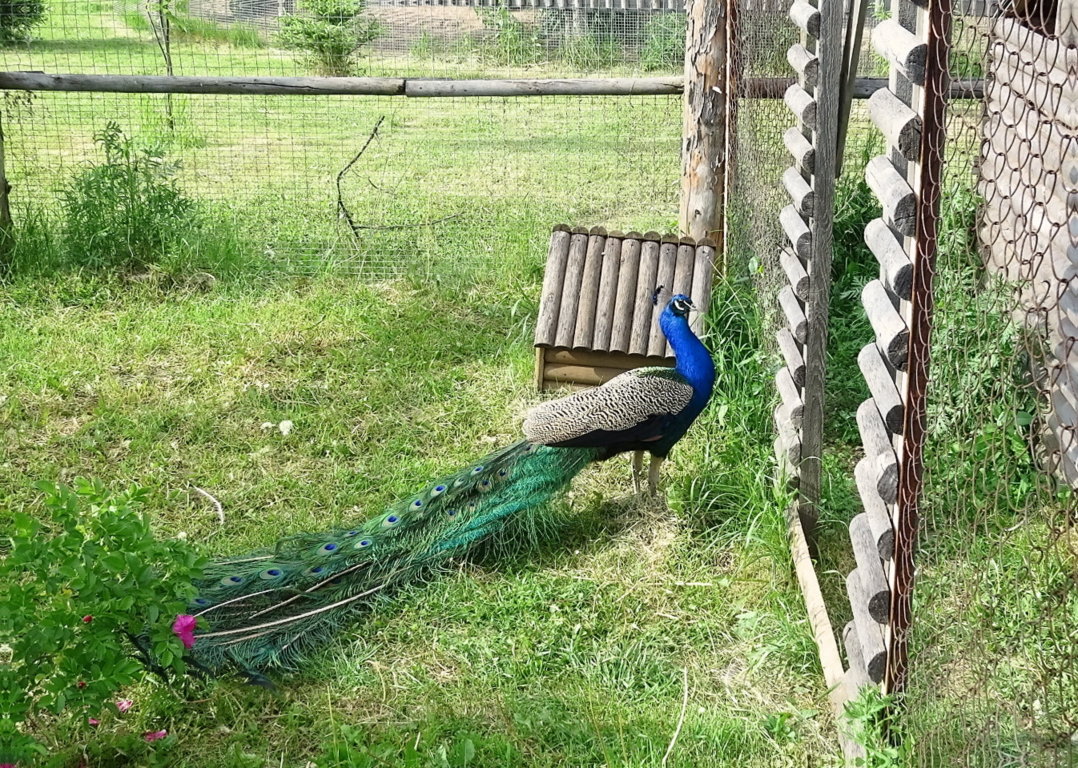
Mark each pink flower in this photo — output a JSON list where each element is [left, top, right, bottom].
[[116, 699, 133, 713], [171, 614, 197, 649], [82, 615, 93, 623], [87, 718, 100, 727], [1, 762, 18, 767], [142, 729, 168, 742]]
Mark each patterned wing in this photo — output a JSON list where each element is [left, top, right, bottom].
[[523, 367, 694, 447]]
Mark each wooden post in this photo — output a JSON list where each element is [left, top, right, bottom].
[[0, 112, 13, 270], [680, 0, 727, 246]]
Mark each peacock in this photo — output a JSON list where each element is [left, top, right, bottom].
[[179, 292, 715, 677]]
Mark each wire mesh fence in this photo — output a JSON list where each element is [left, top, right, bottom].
[[902, 0, 1077, 762], [0, 0, 684, 277]]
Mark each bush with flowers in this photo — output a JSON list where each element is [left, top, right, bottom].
[[1, 479, 206, 763]]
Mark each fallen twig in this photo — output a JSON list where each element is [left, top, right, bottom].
[[662, 667, 689, 767], [336, 116, 386, 244], [192, 485, 225, 525]]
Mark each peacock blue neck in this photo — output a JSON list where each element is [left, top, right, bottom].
[[661, 308, 715, 411]]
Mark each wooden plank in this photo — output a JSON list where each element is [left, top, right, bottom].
[[689, 242, 716, 338], [788, 0, 821, 37], [779, 286, 808, 343], [843, 621, 875, 695], [871, 19, 927, 85], [855, 458, 895, 559], [862, 279, 909, 370], [629, 240, 661, 356], [850, 513, 890, 623], [846, 570, 887, 683], [535, 229, 572, 347], [836, 0, 870, 175], [787, 43, 820, 88], [609, 238, 642, 354], [991, 17, 1076, 74], [592, 235, 623, 351], [866, 156, 917, 237], [780, 205, 813, 260], [573, 233, 607, 349], [554, 231, 589, 348], [648, 242, 679, 357], [868, 88, 922, 162], [680, 0, 728, 243], [783, 84, 817, 131], [783, 126, 815, 174], [534, 346, 547, 392], [780, 247, 810, 300], [776, 327, 806, 387], [545, 349, 672, 369], [782, 167, 814, 218], [857, 398, 900, 503], [777, 367, 804, 427], [797, 0, 843, 538], [667, 243, 697, 356], [864, 218, 913, 300], [544, 363, 626, 386]]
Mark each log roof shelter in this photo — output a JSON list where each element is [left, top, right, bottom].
[[533, 226, 716, 390]]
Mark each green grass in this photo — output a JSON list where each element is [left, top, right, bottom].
[[0, 261, 841, 765]]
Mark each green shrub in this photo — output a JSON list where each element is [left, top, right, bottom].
[[639, 13, 684, 72], [60, 123, 196, 271], [277, 0, 382, 76], [1, 479, 206, 763], [475, 6, 542, 67], [557, 32, 622, 70], [0, 0, 46, 43]]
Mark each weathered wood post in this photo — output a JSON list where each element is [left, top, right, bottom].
[[680, 0, 728, 250]]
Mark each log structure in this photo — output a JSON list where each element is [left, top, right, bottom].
[[534, 226, 715, 391], [980, 16, 1078, 487]]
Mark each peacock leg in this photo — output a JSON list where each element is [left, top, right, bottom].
[[632, 451, 645, 493], [647, 455, 664, 496]]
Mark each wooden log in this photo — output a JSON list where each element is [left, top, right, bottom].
[[648, 243, 678, 357], [592, 235, 622, 350], [554, 232, 589, 348], [534, 346, 546, 392], [777, 366, 804, 428], [780, 247, 810, 300], [862, 279, 909, 370], [535, 229, 572, 347], [843, 621, 874, 695], [609, 238, 642, 353], [871, 19, 927, 85], [846, 570, 888, 683], [406, 77, 685, 98], [787, 43, 820, 88], [864, 218, 913, 300], [776, 327, 806, 387], [689, 242, 716, 338], [789, 0, 820, 37], [780, 205, 812, 260], [630, 240, 661, 356], [854, 458, 895, 559], [545, 349, 672, 369], [783, 84, 817, 131], [783, 167, 814, 218], [783, 126, 815, 174], [573, 234, 607, 349], [544, 363, 626, 386], [860, 357, 904, 441], [850, 514, 891, 623], [866, 156, 917, 237], [984, 56, 1068, 128], [779, 286, 808, 344], [991, 17, 1077, 77], [680, 0, 727, 243], [774, 405, 801, 464], [868, 87, 922, 162], [0, 72, 408, 95], [857, 398, 900, 503]]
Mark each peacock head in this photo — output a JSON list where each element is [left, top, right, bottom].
[[667, 294, 697, 319]]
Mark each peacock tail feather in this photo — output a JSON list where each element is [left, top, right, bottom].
[[186, 441, 599, 674]]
